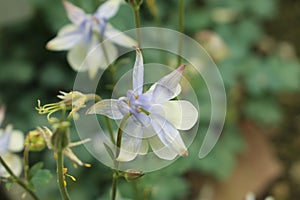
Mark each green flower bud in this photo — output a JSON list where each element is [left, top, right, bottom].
[[24, 130, 46, 151], [124, 169, 144, 181], [51, 122, 70, 152]]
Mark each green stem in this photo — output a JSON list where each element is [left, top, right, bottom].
[[57, 151, 70, 200], [0, 156, 39, 200], [133, 5, 142, 47], [111, 113, 131, 200], [177, 0, 185, 66], [23, 145, 30, 182], [105, 116, 115, 145]]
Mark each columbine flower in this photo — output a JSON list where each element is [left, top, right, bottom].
[[0, 106, 24, 178], [87, 49, 198, 161], [46, 0, 136, 79], [38, 126, 90, 167]]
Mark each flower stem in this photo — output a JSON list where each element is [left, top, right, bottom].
[[0, 156, 39, 200], [23, 144, 30, 182], [56, 151, 70, 200], [133, 6, 142, 48], [177, 0, 185, 66], [111, 113, 131, 200], [105, 116, 115, 145]]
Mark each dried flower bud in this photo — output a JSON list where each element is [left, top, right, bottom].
[[24, 129, 46, 151], [124, 169, 144, 181]]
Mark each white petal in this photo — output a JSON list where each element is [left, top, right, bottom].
[[150, 114, 188, 157], [0, 126, 11, 153], [0, 152, 22, 178], [86, 99, 124, 120], [149, 136, 177, 160], [63, 1, 86, 25], [162, 100, 198, 130], [116, 132, 142, 162], [46, 29, 82, 51], [123, 116, 155, 138], [94, 0, 122, 20], [105, 24, 137, 47], [85, 37, 118, 79], [63, 148, 84, 166], [152, 65, 186, 103], [147, 83, 181, 100], [132, 48, 144, 95], [8, 130, 24, 152], [139, 140, 148, 155], [67, 41, 89, 72]]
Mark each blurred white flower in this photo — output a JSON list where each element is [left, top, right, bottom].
[[245, 192, 275, 200], [46, 0, 136, 79], [0, 106, 24, 178], [88, 49, 198, 161]]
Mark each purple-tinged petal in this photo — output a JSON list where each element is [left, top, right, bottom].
[[104, 24, 137, 47], [63, 1, 86, 25], [123, 116, 155, 138], [94, 0, 122, 20], [132, 48, 144, 95], [150, 114, 188, 157], [151, 65, 186, 103], [86, 99, 124, 120], [0, 125, 11, 153], [67, 41, 89, 72]]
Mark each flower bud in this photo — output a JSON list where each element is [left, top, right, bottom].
[[24, 129, 46, 151], [51, 122, 70, 152], [124, 169, 144, 181]]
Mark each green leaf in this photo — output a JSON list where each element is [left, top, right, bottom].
[[30, 169, 52, 186], [5, 182, 14, 190], [29, 162, 44, 178]]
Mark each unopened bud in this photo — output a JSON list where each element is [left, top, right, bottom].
[[51, 122, 70, 152], [124, 169, 144, 181], [24, 130, 46, 151]]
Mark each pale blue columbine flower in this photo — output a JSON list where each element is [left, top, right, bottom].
[[46, 0, 136, 79], [87, 49, 198, 161], [0, 106, 24, 178]]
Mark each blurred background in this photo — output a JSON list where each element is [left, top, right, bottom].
[[0, 0, 300, 199]]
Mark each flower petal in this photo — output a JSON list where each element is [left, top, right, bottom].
[[8, 130, 24, 152], [162, 100, 198, 130], [94, 0, 122, 20], [149, 136, 177, 160], [147, 83, 181, 100], [67, 41, 89, 72], [0, 125, 11, 153], [86, 99, 124, 120], [150, 114, 188, 157], [63, 1, 86, 25], [105, 24, 137, 47], [64, 148, 84, 166], [0, 152, 22, 177], [132, 48, 144, 95], [152, 65, 186, 103], [116, 132, 142, 162], [123, 116, 155, 138]]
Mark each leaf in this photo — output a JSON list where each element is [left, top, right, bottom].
[[30, 169, 52, 186], [5, 182, 14, 190], [29, 162, 44, 178]]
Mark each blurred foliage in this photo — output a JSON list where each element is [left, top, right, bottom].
[[0, 0, 299, 199]]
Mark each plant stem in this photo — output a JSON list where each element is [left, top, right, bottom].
[[177, 0, 185, 66], [0, 156, 39, 200], [23, 145, 30, 182], [133, 5, 142, 47], [56, 151, 70, 200], [105, 116, 115, 145], [111, 113, 131, 200]]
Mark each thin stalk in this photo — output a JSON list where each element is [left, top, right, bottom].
[[0, 156, 39, 200], [111, 113, 131, 200], [105, 116, 115, 145], [23, 145, 30, 181], [177, 0, 185, 66], [56, 151, 70, 200], [133, 6, 142, 47]]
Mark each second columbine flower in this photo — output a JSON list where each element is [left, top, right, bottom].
[[87, 49, 198, 162]]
